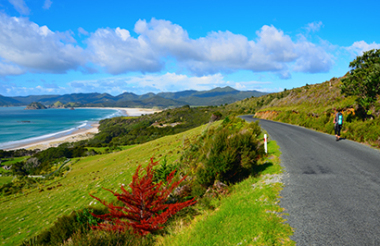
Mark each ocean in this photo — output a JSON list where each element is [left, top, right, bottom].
[[0, 107, 123, 150]]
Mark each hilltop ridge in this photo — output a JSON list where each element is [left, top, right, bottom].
[[0, 86, 266, 108]]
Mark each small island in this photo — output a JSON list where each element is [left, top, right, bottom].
[[25, 102, 47, 110]]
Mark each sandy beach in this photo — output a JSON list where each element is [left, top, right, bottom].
[[6, 107, 161, 151]]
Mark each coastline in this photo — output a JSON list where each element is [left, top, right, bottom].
[[4, 107, 161, 151], [7, 123, 100, 151], [78, 107, 161, 116]]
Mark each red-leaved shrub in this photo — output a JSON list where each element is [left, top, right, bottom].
[[90, 157, 196, 236]]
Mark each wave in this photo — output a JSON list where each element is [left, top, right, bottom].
[[0, 108, 121, 150], [0, 127, 76, 149], [0, 121, 95, 150]]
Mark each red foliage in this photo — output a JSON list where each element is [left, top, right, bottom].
[[89, 157, 196, 236]]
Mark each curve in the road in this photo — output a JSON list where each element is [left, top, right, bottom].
[[240, 115, 380, 246]]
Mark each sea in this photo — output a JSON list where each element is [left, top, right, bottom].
[[0, 107, 124, 150]]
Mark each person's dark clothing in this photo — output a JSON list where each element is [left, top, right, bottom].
[[335, 124, 342, 136], [334, 112, 343, 137]]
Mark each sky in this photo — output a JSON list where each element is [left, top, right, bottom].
[[1, 0, 380, 97]]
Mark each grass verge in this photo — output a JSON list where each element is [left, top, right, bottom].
[[157, 139, 294, 246]]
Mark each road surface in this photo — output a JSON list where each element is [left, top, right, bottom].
[[240, 116, 380, 245]]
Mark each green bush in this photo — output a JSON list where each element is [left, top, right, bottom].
[[22, 207, 107, 246], [65, 230, 154, 246], [181, 117, 263, 192]]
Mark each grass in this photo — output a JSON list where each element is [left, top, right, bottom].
[[156, 139, 294, 246], [0, 122, 210, 246], [0, 176, 13, 186], [1, 121, 294, 246], [86, 145, 138, 154]]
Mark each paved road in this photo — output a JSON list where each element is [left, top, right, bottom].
[[240, 116, 380, 246]]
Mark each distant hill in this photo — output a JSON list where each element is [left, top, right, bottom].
[[25, 102, 47, 110], [0, 95, 23, 106], [0, 87, 267, 108]]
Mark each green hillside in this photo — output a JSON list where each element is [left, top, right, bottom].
[[2, 87, 266, 107], [1, 119, 292, 246], [229, 76, 380, 148]]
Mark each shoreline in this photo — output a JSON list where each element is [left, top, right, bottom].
[[3, 107, 161, 151], [6, 123, 100, 151]]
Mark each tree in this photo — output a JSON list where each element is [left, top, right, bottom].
[[90, 158, 196, 236], [341, 49, 380, 113]]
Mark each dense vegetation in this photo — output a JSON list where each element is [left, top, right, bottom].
[[341, 49, 380, 113], [87, 106, 228, 147]]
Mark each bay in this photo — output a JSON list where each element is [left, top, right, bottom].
[[0, 107, 122, 149]]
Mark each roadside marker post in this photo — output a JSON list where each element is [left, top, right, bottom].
[[264, 134, 268, 154]]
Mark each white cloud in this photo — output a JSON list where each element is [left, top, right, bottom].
[[1, 72, 274, 96], [8, 0, 30, 15], [86, 26, 164, 74], [78, 27, 89, 36], [0, 14, 86, 75], [293, 36, 334, 73], [68, 73, 226, 94], [65, 73, 272, 95], [0, 61, 24, 76], [43, 0, 52, 10], [306, 21, 323, 33], [0, 15, 335, 78], [134, 19, 332, 76], [346, 41, 380, 56], [0, 82, 70, 96]]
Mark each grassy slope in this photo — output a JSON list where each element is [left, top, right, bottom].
[[0, 122, 208, 246], [230, 77, 356, 114], [1, 121, 294, 246], [157, 140, 294, 246], [229, 77, 380, 148]]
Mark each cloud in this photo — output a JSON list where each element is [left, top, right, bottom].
[[86, 19, 333, 77], [0, 14, 86, 76], [65, 73, 272, 95], [0, 15, 335, 78], [86, 26, 164, 74], [0, 61, 25, 76], [293, 36, 334, 73], [8, 0, 30, 15], [43, 0, 52, 10], [78, 27, 89, 36], [134, 19, 331, 76], [1, 72, 274, 96], [0, 82, 69, 96], [346, 41, 380, 56], [305, 21, 323, 33]]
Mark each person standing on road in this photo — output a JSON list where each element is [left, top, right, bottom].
[[333, 108, 344, 141]]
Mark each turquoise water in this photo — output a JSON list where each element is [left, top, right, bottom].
[[0, 107, 122, 149]]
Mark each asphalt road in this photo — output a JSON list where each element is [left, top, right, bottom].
[[240, 116, 380, 246]]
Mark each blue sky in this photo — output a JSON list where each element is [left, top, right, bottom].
[[1, 0, 380, 96]]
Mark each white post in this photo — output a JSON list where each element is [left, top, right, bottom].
[[264, 134, 268, 154]]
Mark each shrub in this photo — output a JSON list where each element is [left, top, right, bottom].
[[65, 230, 154, 246], [153, 156, 178, 184], [90, 158, 196, 236], [181, 117, 263, 191], [21, 207, 107, 246]]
